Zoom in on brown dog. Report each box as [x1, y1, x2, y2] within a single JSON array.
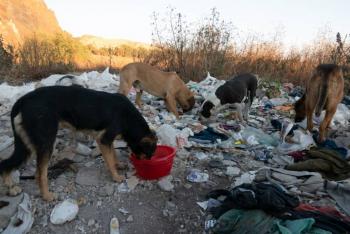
[[118, 63, 195, 119], [294, 64, 344, 142]]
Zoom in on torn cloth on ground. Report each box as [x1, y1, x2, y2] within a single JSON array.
[[213, 209, 330, 234], [295, 203, 350, 222], [285, 149, 350, 181], [281, 209, 350, 234]]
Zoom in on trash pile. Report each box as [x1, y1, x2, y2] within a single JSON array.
[[0, 68, 350, 233]]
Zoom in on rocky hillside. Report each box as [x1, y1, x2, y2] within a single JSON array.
[[0, 0, 62, 44]]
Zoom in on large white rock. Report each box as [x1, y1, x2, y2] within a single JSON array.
[[50, 199, 79, 225]]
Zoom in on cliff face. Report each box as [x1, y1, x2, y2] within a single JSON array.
[[0, 0, 62, 44]]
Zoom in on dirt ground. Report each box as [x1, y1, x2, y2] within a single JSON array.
[[22, 148, 233, 234]]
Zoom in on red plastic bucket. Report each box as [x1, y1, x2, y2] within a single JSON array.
[[130, 145, 176, 180]]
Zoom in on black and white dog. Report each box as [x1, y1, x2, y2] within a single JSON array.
[[200, 73, 258, 121]]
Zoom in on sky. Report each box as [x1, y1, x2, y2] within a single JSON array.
[[44, 0, 349, 48]]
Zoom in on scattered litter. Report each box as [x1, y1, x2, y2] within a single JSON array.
[[110, 217, 120, 234], [118, 207, 129, 215], [187, 170, 209, 183], [2, 193, 33, 234]]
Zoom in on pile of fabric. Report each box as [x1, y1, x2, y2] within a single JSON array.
[[206, 182, 350, 234]]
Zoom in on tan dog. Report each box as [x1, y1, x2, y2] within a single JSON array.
[[294, 64, 344, 142], [118, 63, 195, 119]]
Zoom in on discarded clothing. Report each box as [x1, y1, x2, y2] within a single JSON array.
[[312, 132, 348, 158], [289, 86, 304, 98], [324, 180, 350, 216], [282, 209, 350, 234], [189, 127, 229, 144], [219, 124, 241, 132], [288, 151, 307, 162], [286, 149, 350, 180], [342, 95, 350, 105], [296, 203, 350, 222], [207, 182, 299, 218], [213, 209, 330, 234], [213, 209, 276, 234]]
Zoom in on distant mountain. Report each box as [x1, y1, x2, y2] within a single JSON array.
[[0, 0, 62, 44], [77, 35, 150, 49]]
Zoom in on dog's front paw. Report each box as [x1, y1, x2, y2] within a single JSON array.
[[43, 192, 57, 202], [8, 185, 22, 196], [113, 175, 125, 183]]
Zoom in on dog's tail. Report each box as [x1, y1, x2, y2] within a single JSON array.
[[315, 72, 328, 117], [0, 115, 30, 175]]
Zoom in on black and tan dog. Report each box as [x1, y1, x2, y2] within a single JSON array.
[[0, 86, 157, 201], [200, 73, 258, 121], [294, 64, 344, 142]]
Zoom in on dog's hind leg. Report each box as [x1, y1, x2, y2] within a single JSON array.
[[318, 107, 337, 143], [36, 152, 56, 201], [97, 139, 125, 183], [305, 106, 314, 132], [21, 108, 58, 201]]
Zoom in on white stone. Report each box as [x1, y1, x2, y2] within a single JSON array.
[[50, 199, 79, 225]]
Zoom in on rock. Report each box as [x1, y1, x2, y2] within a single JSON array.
[[157, 176, 174, 191], [183, 183, 192, 189], [84, 161, 94, 167], [39, 215, 48, 227], [88, 219, 95, 227], [225, 166, 241, 177], [91, 147, 101, 157], [163, 201, 177, 217], [126, 176, 139, 191], [75, 143, 92, 156], [50, 199, 79, 225], [58, 149, 76, 161], [75, 167, 100, 186], [222, 160, 237, 166], [126, 215, 133, 222], [98, 184, 115, 197]]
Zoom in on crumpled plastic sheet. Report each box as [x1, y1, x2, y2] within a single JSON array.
[[2, 193, 34, 234]]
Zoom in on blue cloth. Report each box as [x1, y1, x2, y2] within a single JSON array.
[[189, 127, 229, 144], [312, 132, 348, 158]]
